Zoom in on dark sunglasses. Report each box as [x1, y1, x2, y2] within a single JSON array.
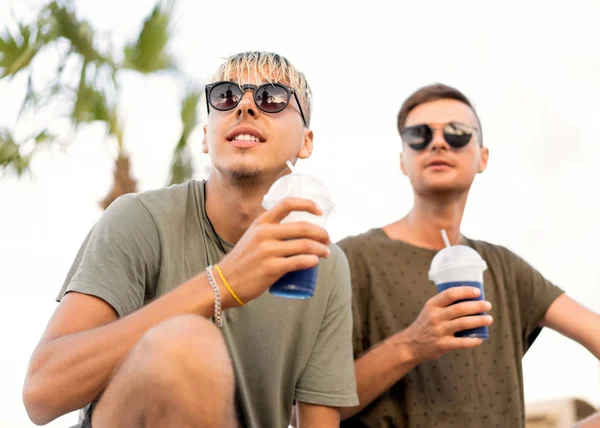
[[400, 122, 477, 151], [205, 81, 307, 126]]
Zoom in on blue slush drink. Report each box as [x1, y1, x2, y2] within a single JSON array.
[[262, 165, 334, 299], [429, 241, 489, 339], [269, 265, 320, 299]]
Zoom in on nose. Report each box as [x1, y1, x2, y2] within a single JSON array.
[[236, 90, 259, 120], [429, 127, 449, 151]]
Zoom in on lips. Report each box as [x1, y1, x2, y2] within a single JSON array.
[[226, 126, 266, 143], [426, 158, 453, 168]]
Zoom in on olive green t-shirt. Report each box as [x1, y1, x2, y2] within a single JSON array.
[[57, 180, 358, 428], [338, 228, 564, 428]]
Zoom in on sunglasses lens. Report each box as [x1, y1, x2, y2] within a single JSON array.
[[443, 123, 472, 148], [254, 84, 290, 113], [401, 125, 432, 150], [209, 82, 242, 110]]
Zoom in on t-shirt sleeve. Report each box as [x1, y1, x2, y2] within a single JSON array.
[[294, 244, 359, 408], [56, 194, 161, 317], [338, 237, 371, 359], [505, 248, 564, 351]]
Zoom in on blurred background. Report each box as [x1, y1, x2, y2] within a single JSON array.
[[1, 0, 599, 426]]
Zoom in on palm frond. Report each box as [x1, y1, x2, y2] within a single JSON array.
[[168, 89, 201, 184], [16, 73, 37, 119], [0, 128, 55, 176], [168, 136, 193, 185], [46, 2, 108, 65], [180, 89, 201, 140], [72, 81, 109, 124], [124, 2, 174, 73], [0, 129, 23, 173], [0, 23, 38, 78]]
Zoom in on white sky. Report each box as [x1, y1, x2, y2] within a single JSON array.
[[1, 0, 599, 426]]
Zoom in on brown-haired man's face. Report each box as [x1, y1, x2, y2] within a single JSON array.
[[400, 98, 489, 196], [202, 71, 312, 186]]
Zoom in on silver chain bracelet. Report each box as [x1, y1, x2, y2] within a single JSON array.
[[205, 265, 223, 327]]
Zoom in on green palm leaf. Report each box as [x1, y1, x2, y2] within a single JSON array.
[[72, 82, 109, 124], [168, 89, 201, 184], [168, 136, 193, 185], [0, 23, 38, 78], [0, 128, 55, 176], [47, 2, 104, 64], [180, 90, 201, 140], [124, 2, 174, 73], [1, 0, 199, 206]]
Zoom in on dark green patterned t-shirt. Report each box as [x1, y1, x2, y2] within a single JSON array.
[[338, 228, 563, 428]]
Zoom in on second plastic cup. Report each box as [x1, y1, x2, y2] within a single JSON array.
[[262, 166, 334, 299], [428, 243, 489, 339]]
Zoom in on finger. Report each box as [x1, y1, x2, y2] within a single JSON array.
[[441, 300, 492, 321], [275, 239, 331, 259], [260, 198, 322, 224], [446, 315, 493, 334], [270, 222, 330, 245], [438, 336, 484, 351], [274, 254, 320, 274], [429, 286, 482, 308]]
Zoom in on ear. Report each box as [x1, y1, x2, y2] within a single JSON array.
[[202, 124, 209, 154], [400, 150, 408, 176], [296, 128, 314, 159], [477, 146, 489, 173]]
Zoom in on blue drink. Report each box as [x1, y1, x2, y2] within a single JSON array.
[[269, 265, 319, 299], [436, 280, 488, 339], [262, 165, 334, 300]]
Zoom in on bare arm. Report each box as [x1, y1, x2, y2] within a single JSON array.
[[296, 402, 339, 428], [24, 197, 330, 425], [339, 331, 418, 419], [23, 275, 218, 425], [341, 286, 493, 420], [541, 293, 600, 359]]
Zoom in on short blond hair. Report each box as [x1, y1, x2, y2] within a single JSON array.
[[208, 51, 313, 126]]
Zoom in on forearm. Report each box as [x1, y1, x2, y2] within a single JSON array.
[[579, 309, 600, 359], [340, 330, 418, 420], [24, 274, 221, 424], [582, 326, 600, 360], [541, 294, 600, 360]]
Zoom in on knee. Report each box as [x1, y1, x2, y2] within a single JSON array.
[[134, 315, 233, 386]]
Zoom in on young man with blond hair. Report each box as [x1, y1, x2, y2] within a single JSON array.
[[338, 83, 600, 427], [23, 51, 358, 428]]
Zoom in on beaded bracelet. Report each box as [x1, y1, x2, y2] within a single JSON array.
[[205, 266, 223, 327]]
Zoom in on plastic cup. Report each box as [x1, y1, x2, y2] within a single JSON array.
[[262, 168, 334, 299], [429, 244, 489, 339]]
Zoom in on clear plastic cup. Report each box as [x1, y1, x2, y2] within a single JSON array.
[[262, 169, 334, 299], [429, 244, 489, 339]]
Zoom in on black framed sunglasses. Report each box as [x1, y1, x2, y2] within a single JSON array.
[[205, 81, 307, 126], [400, 122, 478, 151]]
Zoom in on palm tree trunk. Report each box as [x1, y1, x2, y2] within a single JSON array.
[[99, 154, 137, 210]]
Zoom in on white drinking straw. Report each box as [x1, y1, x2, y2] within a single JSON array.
[[286, 160, 296, 173], [441, 229, 452, 249]]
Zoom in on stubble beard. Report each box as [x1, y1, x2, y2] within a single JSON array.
[[223, 165, 265, 189]]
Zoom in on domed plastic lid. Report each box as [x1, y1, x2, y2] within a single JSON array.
[[262, 171, 334, 213], [428, 245, 487, 280]]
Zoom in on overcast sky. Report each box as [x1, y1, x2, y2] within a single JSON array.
[[1, 0, 599, 426]]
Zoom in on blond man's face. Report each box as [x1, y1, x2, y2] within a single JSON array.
[[202, 71, 313, 185]]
